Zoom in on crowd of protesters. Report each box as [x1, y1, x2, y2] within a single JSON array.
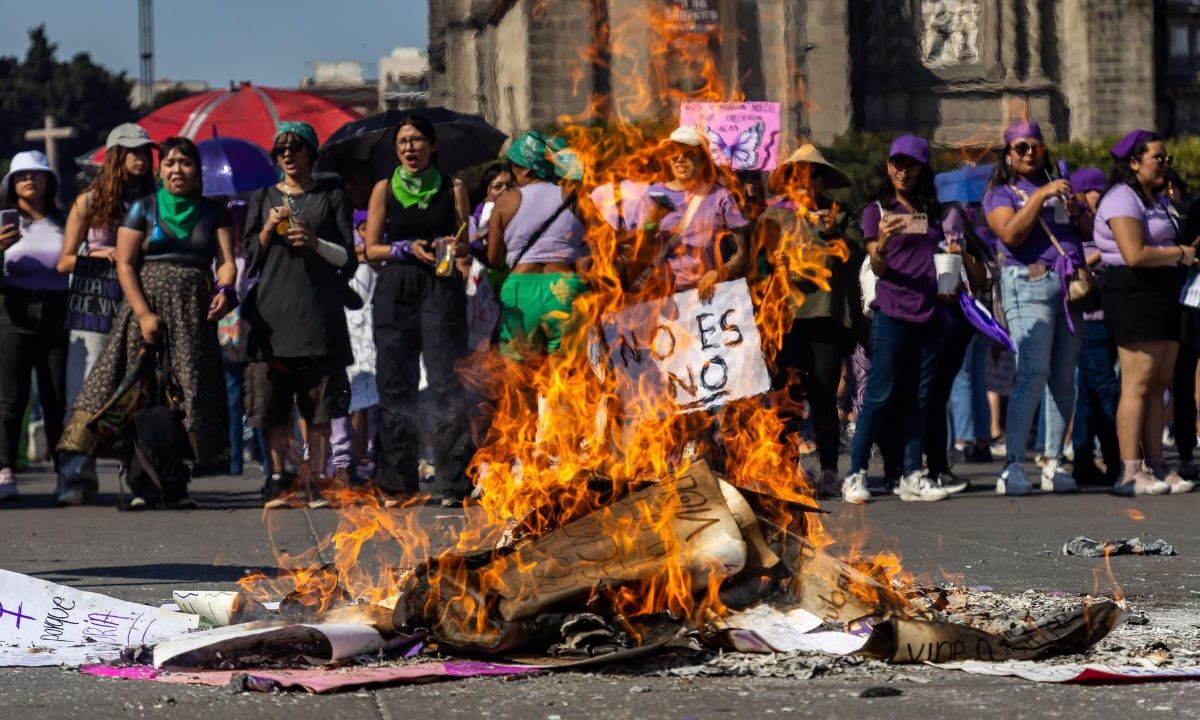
[[2, 114, 1198, 509]]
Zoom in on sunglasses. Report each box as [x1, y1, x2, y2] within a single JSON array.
[[1010, 141, 1045, 157], [1147, 153, 1173, 166], [272, 141, 305, 157]]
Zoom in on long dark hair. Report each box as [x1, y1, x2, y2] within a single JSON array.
[[3, 169, 62, 222], [875, 161, 940, 218], [158, 136, 204, 197], [471, 163, 510, 209], [395, 114, 439, 171], [1108, 132, 1164, 207], [86, 145, 156, 230]]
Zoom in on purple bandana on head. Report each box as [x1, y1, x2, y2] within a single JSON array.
[[1110, 129, 1157, 160], [1070, 168, 1106, 194], [1003, 121, 1043, 146]]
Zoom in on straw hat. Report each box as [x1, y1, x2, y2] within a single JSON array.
[[780, 143, 850, 189]]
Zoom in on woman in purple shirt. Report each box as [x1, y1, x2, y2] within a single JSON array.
[[842, 135, 948, 505], [0, 150, 68, 500], [984, 121, 1085, 497], [1095, 130, 1196, 496]]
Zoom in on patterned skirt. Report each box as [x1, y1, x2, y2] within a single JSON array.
[[58, 261, 230, 472]]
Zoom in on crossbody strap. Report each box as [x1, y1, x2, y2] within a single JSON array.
[[509, 189, 578, 270], [1008, 184, 1071, 260]]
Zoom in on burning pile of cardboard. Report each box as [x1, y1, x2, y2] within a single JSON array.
[[0, 460, 1140, 693]]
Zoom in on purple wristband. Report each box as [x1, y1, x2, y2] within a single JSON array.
[[214, 283, 239, 307], [389, 240, 412, 262], [469, 239, 487, 260]]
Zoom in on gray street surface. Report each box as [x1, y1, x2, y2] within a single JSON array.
[[2, 459, 1199, 719]]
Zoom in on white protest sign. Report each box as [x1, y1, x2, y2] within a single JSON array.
[[938, 660, 1200, 683], [0, 568, 199, 666], [601, 279, 770, 416]]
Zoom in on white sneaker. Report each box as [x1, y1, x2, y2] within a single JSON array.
[[997, 462, 1033, 496], [898, 471, 948, 502], [0, 467, 17, 502], [1040, 459, 1079, 493], [842, 471, 871, 504]]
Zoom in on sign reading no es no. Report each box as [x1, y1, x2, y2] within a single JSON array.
[[601, 279, 771, 416]]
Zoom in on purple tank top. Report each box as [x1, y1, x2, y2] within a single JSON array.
[[503, 182, 585, 267]]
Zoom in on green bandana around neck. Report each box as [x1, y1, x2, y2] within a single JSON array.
[[156, 186, 201, 239], [391, 165, 442, 209]]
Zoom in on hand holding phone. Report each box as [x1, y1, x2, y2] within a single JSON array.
[[0, 209, 20, 249], [648, 191, 677, 212]]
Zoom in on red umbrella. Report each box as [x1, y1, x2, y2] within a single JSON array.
[[81, 83, 363, 166]]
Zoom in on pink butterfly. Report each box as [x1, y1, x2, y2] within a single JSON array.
[[705, 121, 765, 170]]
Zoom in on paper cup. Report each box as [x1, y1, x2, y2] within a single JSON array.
[[934, 253, 963, 295]]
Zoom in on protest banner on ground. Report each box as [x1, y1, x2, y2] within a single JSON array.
[[0, 569, 199, 666], [66, 255, 122, 334], [680, 102, 782, 171], [600, 278, 770, 417]]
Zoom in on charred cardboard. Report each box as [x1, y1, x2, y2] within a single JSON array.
[[859, 600, 1125, 663]]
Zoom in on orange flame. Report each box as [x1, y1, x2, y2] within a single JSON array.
[[241, 0, 908, 636]]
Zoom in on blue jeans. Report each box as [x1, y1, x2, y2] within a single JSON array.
[[999, 266, 1082, 465], [948, 334, 992, 443], [850, 311, 942, 475], [224, 362, 244, 475], [1073, 319, 1120, 466]]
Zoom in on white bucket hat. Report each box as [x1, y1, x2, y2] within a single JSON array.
[[0, 150, 58, 199]]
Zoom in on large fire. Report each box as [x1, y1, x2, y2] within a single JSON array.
[[238, 0, 909, 647]]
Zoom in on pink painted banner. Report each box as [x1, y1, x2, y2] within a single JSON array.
[[679, 102, 782, 171], [82, 660, 544, 694]]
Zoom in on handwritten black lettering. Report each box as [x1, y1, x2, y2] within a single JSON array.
[[696, 313, 718, 350], [617, 332, 643, 368], [667, 368, 698, 399], [719, 309, 744, 347], [700, 357, 728, 392], [650, 324, 676, 360], [39, 596, 80, 643]]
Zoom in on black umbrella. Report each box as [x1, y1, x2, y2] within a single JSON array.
[[316, 107, 507, 180]]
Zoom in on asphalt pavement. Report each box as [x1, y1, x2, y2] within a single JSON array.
[[3, 457, 1200, 719]]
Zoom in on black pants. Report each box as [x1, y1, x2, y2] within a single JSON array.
[[775, 318, 851, 471], [925, 309, 976, 476], [372, 263, 472, 498], [1174, 308, 1200, 462], [0, 289, 68, 471]]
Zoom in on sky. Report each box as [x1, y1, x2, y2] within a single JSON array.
[[0, 0, 429, 87]]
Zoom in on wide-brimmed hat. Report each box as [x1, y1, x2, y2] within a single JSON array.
[[780, 143, 851, 189], [106, 123, 155, 150], [0, 150, 58, 199]]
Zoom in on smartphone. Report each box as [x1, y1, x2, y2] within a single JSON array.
[[648, 191, 677, 212], [905, 213, 929, 235], [0, 209, 19, 230]]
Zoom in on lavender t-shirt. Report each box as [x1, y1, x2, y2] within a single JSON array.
[[1093, 184, 1178, 267], [982, 177, 1083, 266], [2, 216, 67, 291], [637, 183, 748, 288], [861, 200, 942, 324]]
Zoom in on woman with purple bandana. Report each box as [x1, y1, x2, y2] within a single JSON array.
[[983, 121, 1085, 496], [1095, 130, 1196, 496], [842, 135, 948, 504]]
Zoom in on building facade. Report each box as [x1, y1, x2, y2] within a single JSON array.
[[429, 0, 1199, 146]]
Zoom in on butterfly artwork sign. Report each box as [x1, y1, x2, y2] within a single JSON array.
[[680, 101, 782, 172]]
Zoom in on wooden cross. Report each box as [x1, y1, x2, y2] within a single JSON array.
[[24, 115, 78, 170]]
